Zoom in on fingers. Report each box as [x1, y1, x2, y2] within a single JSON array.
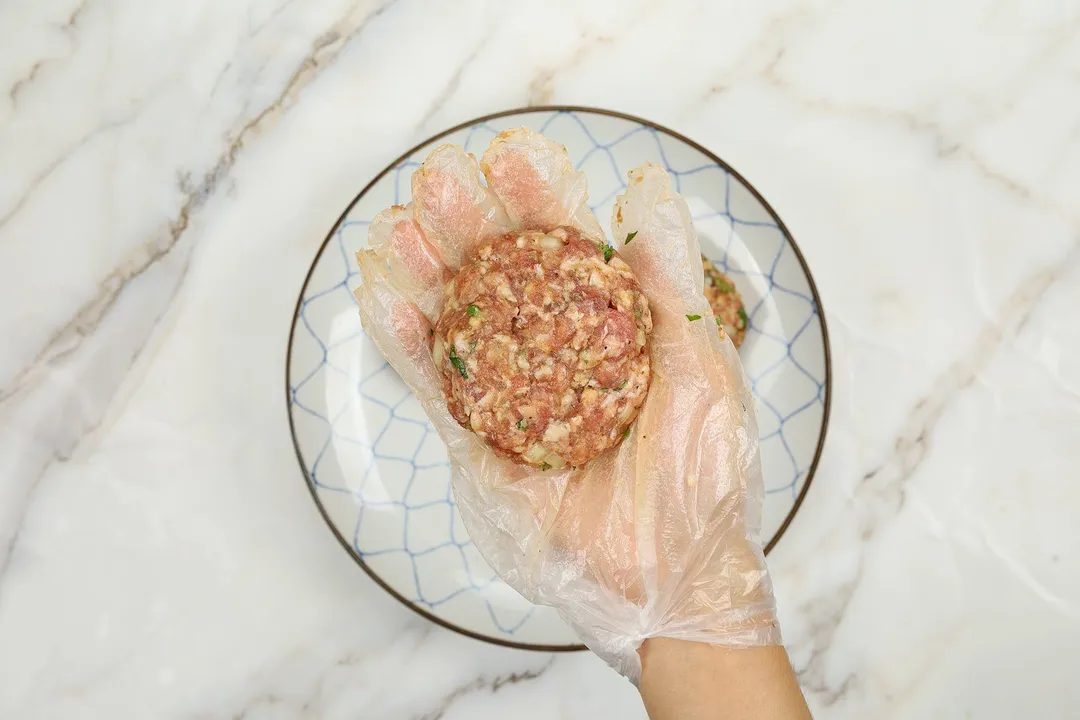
[[411, 144, 512, 268], [355, 250, 518, 483], [612, 163, 709, 319], [353, 249, 445, 405], [480, 127, 604, 239], [367, 204, 452, 322], [612, 164, 739, 382]]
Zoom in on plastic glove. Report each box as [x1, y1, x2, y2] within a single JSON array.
[[354, 129, 779, 682]]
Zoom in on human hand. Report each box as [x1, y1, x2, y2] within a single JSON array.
[[354, 130, 778, 682]]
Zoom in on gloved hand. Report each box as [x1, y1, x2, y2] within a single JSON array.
[[354, 129, 779, 683]]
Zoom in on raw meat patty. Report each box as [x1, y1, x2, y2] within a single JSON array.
[[434, 227, 652, 469]]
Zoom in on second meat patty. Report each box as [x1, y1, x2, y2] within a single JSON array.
[[702, 255, 748, 349]]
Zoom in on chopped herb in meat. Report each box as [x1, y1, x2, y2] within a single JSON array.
[[437, 229, 652, 468], [737, 307, 749, 329], [603, 244, 614, 262], [715, 277, 734, 293], [624, 231, 637, 245], [623, 426, 632, 441], [448, 346, 468, 378], [686, 314, 702, 321], [539, 461, 552, 471], [600, 379, 628, 393]]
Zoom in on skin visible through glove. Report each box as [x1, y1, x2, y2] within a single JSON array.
[[433, 227, 653, 470]]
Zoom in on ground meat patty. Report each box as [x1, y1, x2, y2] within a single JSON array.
[[702, 255, 748, 348], [433, 227, 653, 470]]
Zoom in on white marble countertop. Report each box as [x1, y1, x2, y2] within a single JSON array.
[[2, 0, 1079, 717]]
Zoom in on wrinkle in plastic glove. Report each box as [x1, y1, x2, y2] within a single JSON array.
[[354, 128, 780, 682]]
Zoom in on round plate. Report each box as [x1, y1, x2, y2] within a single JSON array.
[[287, 107, 831, 651]]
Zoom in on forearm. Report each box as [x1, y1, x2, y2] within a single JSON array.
[[639, 638, 812, 720]]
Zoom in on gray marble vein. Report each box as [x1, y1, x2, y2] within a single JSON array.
[[1, 1, 1079, 718], [0, 0, 402, 597], [413, 657, 557, 720], [793, 238, 1080, 707]]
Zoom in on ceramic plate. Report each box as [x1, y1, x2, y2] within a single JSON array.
[[287, 107, 831, 651]]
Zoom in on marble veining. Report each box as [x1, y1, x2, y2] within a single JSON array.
[[1, 0, 1079, 717]]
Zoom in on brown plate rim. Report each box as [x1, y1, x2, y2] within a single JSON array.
[[285, 105, 832, 653]]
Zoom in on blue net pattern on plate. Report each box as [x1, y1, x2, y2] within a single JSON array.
[[289, 111, 826, 638]]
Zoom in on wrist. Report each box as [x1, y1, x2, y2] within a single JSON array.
[[639, 639, 812, 720]]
